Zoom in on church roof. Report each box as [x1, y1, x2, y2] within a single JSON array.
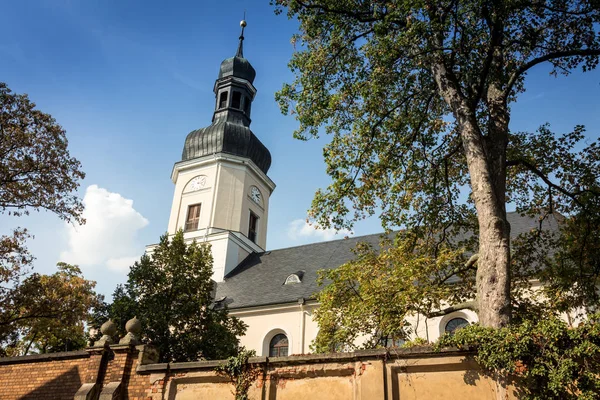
[[215, 212, 561, 310]]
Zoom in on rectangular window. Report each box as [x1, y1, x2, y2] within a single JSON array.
[[248, 211, 258, 243], [244, 96, 250, 114], [219, 91, 228, 108], [185, 204, 201, 232], [232, 91, 241, 109]]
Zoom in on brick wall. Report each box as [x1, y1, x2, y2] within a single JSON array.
[[0, 351, 89, 400]]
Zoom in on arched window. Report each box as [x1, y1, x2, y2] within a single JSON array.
[[269, 334, 289, 357], [244, 96, 251, 114], [219, 91, 228, 108], [444, 317, 469, 334]]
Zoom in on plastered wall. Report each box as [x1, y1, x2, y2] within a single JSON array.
[[0, 345, 519, 400]]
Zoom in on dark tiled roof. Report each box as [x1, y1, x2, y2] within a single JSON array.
[[215, 212, 561, 309]]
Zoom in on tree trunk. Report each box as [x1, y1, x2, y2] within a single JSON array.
[[458, 113, 511, 328], [431, 58, 512, 328]]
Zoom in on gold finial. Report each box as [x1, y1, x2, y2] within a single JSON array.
[[237, 14, 247, 58]]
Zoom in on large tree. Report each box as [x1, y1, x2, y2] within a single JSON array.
[[108, 231, 246, 363], [0, 263, 102, 356], [0, 82, 88, 354], [274, 1, 600, 328]]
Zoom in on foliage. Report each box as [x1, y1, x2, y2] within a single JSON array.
[[216, 347, 261, 400], [0, 263, 102, 356], [108, 230, 246, 363], [309, 125, 600, 349], [399, 337, 428, 348], [0, 82, 88, 356], [273, 0, 600, 327], [0, 82, 85, 223], [437, 314, 600, 400], [312, 234, 473, 352]]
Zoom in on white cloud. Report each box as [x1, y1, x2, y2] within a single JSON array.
[[287, 219, 353, 242], [60, 185, 149, 272], [106, 256, 141, 273]]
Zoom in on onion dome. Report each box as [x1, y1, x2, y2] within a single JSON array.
[[218, 56, 256, 84]]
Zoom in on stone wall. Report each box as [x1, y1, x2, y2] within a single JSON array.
[[0, 345, 517, 399]]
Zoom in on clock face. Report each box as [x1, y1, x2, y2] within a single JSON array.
[[250, 187, 261, 203], [188, 176, 207, 192]]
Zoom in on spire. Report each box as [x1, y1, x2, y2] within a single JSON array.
[[236, 19, 247, 58]]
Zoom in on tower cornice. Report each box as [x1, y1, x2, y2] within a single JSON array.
[[171, 152, 276, 193]]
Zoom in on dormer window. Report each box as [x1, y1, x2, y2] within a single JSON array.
[[232, 91, 241, 109], [284, 271, 304, 285], [219, 91, 228, 108]]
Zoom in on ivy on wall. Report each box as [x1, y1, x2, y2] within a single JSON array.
[[437, 314, 600, 400], [216, 347, 262, 400]]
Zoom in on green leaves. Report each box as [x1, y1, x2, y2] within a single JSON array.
[[0, 262, 102, 356], [437, 315, 600, 399], [108, 230, 246, 363], [0, 82, 85, 223], [276, 0, 600, 329], [216, 347, 260, 400], [275, 0, 600, 234], [312, 234, 472, 352], [0, 82, 89, 355]]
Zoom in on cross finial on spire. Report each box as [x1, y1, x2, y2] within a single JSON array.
[[237, 15, 247, 58]]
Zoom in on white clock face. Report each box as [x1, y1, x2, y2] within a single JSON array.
[[250, 187, 261, 203], [188, 176, 207, 192]]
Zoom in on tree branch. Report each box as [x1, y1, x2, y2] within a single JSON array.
[[504, 49, 600, 99], [507, 158, 600, 207], [294, 1, 386, 23], [439, 253, 479, 284], [426, 300, 478, 318]]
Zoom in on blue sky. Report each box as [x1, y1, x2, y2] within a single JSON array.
[[1, 0, 599, 297]]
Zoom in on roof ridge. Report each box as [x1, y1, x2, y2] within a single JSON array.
[[265, 210, 527, 253], [266, 231, 387, 253]]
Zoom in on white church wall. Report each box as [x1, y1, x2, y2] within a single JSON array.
[[167, 164, 217, 234], [240, 169, 270, 248], [213, 161, 270, 249], [231, 302, 320, 356], [213, 164, 245, 232], [231, 303, 477, 356]]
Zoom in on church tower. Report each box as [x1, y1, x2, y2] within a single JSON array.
[[164, 20, 275, 282]]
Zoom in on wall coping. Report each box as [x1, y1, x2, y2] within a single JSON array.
[[136, 347, 472, 373], [0, 350, 89, 365]]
